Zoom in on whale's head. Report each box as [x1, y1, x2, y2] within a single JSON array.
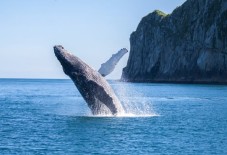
[[54, 45, 86, 76]]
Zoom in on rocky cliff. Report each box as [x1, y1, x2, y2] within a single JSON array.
[[122, 0, 227, 83]]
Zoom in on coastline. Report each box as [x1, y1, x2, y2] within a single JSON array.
[[119, 79, 227, 85], [1, 78, 227, 85]]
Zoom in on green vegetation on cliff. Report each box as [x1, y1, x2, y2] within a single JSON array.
[[122, 0, 227, 84]]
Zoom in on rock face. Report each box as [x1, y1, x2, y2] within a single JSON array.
[[98, 48, 128, 77], [122, 0, 227, 83], [54, 45, 125, 115]]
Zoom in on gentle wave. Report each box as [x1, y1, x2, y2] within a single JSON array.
[[79, 112, 160, 118]]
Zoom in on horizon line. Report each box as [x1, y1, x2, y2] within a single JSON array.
[[0, 77, 120, 80]]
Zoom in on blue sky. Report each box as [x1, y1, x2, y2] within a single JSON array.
[[0, 0, 186, 79]]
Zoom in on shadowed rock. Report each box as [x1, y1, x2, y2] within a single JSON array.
[[122, 0, 227, 84], [54, 45, 125, 115], [98, 48, 128, 77]]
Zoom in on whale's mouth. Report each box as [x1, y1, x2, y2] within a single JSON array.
[[54, 45, 67, 61], [54, 45, 78, 75], [54, 45, 64, 50]]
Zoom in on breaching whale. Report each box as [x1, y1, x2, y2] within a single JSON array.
[[54, 45, 125, 115]]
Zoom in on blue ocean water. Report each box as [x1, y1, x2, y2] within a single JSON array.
[[0, 79, 227, 155]]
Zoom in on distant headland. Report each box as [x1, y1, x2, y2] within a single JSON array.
[[122, 0, 227, 84]]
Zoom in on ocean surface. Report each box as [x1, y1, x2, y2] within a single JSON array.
[[0, 79, 226, 155]]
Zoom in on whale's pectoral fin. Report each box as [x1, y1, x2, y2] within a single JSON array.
[[98, 48, 128, 77]]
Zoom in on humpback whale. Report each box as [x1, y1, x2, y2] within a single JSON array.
[[54, 45, 125, 115]]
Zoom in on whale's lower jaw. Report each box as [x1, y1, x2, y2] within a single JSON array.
[[54, 45, 125, 115]]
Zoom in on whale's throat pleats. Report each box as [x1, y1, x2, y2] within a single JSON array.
[[90, 97, 112, 115]]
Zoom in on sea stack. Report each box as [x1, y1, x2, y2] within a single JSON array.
[[122, 0, 227, 84]]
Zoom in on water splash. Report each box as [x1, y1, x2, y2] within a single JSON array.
[[112, 82, 159, 117], [53, 82, 159, 117], [118, 97, 159, 117], [84, 114, 158, 118]]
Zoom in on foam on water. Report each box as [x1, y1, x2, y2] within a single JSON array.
[[1, 79, 227, 154], [53, 97, 159, 117], [85, 98, 158, 117], [110, 82, 158, 117], [51, 81, 159, 117], [116, 112, 159, 117], [84, 113, 159, 118]]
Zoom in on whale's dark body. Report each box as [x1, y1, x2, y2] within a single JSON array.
[[54, 45, 125, 115]]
